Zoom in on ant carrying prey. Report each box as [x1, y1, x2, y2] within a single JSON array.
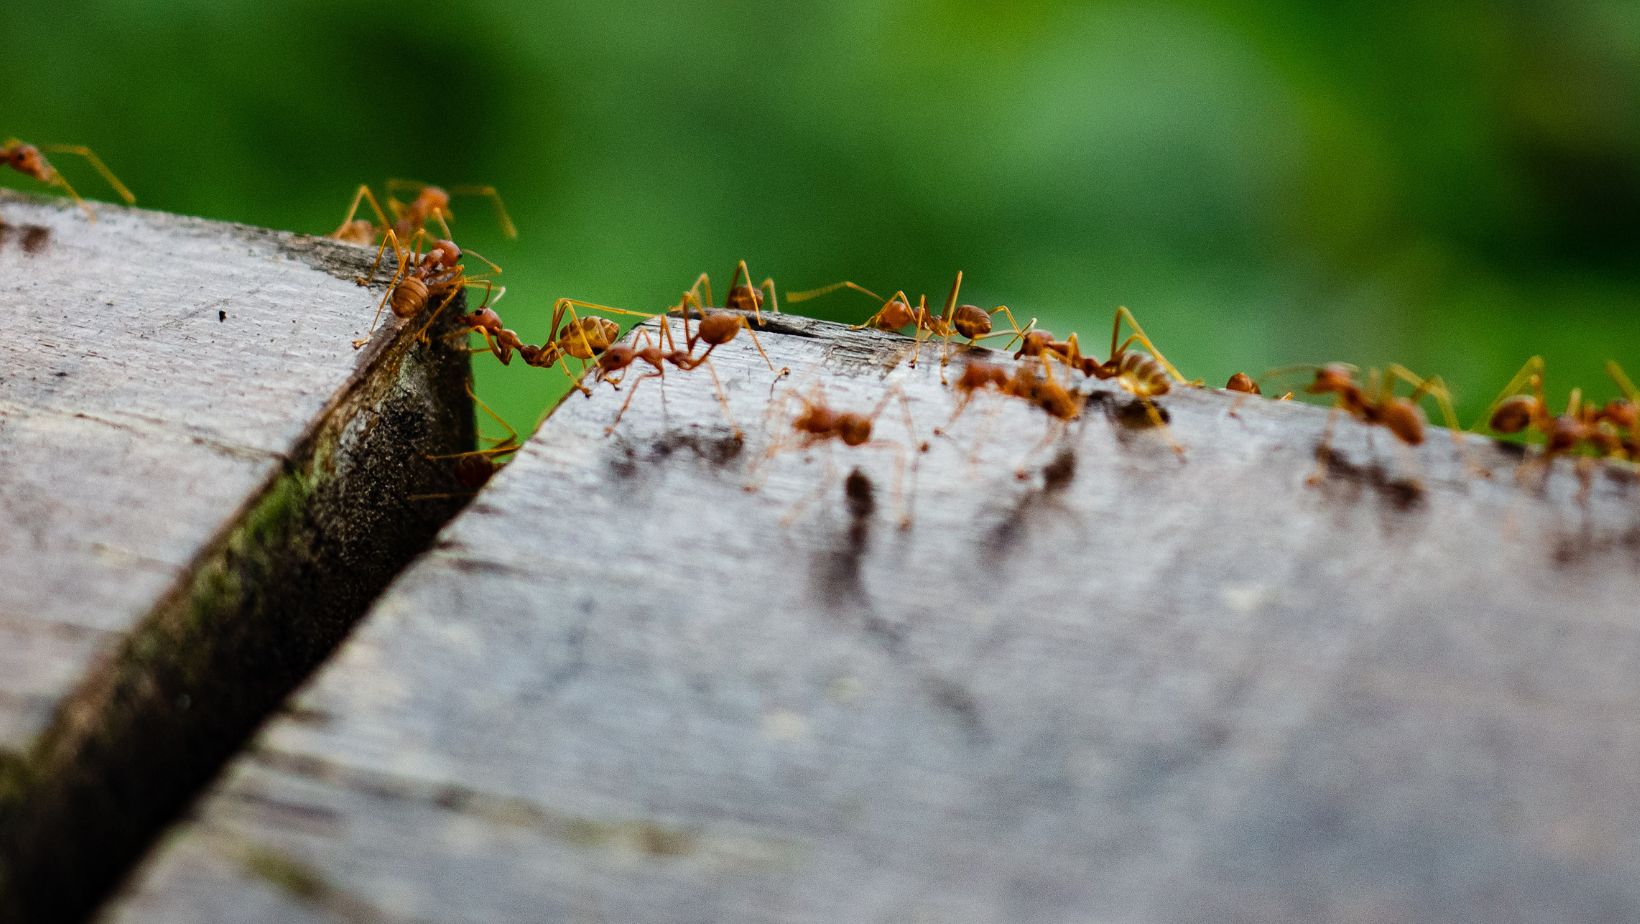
[[2, 138, 135, 221]]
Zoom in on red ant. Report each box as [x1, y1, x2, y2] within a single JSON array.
[[591, 314, 745, 437], [352, 230, 503, 348], [788, 271, 1027, 376], [946, 357, 1082, 427], [1481, 357, 1638, 487], [939, 355, 1085, 474], [333, 180, 516, 246], [466, 298, 655, 396], [2, 138, 135, 221], [454, 304, 524, 365], [1013, 307, 1189, 456], [411, 384, 521, 501], [1223, 371, 1294, 418], [1292, 362, 1466, 485], [670, 268, 786, 378], [675, 260, 780, 325], [756, 383, 920, 528]]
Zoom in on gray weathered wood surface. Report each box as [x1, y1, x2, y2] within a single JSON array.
[[111, 312, 1640, 923], [0, 191, 474, 923]]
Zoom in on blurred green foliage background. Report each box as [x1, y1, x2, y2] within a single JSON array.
[[4, 0, 1638, 433]]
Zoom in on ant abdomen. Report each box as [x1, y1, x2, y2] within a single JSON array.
[[725, 284, 763, 313], [1118, 352, 1170, 396], [697, 313, 744, 346], [390, 277, 431, 318], [1381, 398, 1426, 445], [1489, 396, 1536, 434], [950, 304, 992, 340]]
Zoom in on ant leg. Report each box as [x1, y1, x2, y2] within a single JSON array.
[[935, 271, 964, 370], [429, 382, 521, 459], [728, 260, 762, 324], [450, 184, 518, 239], [758, 277, 781, 315], [556, 298, 658, 321], [334, 184, 391, 239], [787, 280, 886, 308], [680, 273, 713, 317], [46, 171, 95, 221], [745, 390, 801, 492], [1307, 407, 1342, 486], [1475, 356, 1545, 431], [696, 356, 742, 438], [728, 315, 784, 375], [412, 278, 489, 343], [353, 231, 417, 348], [1134, 393, 1186, 460], [1111, 306, 1193, 385], [986, 304, 1030, 340], [884, 389, 921, 527], [781, 447, 838, 528], [1608, 360, 1640, 402], [358, 227, 412, 286], [39, 144, 136, 205], [459, 247, 505, 278], [561, 361, 594, 398], [605, 371, 664, 435], [995, 315, 1040, 352]]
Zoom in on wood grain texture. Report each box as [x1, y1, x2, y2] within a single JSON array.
[[0, 191, 475, 924], [110, 311, 1640, 924]]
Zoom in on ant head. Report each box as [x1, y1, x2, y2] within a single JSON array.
[[838, 414, 873, 446], [1014, 329, 1054, 358], [420, 186, 451, 212], [428, 239, 462, 268], [725, 284, 763, 313], [1226, 372, 1260, 395], [951, 304, 991, 340], [1489, 395, 1536, 434], [1307, 363, 1356, 395], [1381, 398, 1426, 445], [698, 312, 742, 346], [596, 344, 636, 376], [467, 306, 503, 330], [4, 143, 50, 181]]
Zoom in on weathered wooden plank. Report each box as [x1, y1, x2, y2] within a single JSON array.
[[109, 311, 1640, 923], [0, 192, 476, 924]]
